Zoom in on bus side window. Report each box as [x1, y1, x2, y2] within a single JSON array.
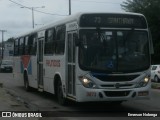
[[32, 34, 37, 55], [55, 25, 66, 55], [28, 34, 37, 55], [44, 28, 55, 55], [19, 37, 25, 55], [24, 36, 29, 55], [14, 39, 19, 56]]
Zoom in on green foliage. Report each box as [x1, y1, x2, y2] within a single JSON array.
[[121, 0, 160, 64], [7, 38, 14, 42]]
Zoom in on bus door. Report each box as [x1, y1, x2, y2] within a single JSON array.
[[37, 30, 45, 92], [67, 31, 77, 96]]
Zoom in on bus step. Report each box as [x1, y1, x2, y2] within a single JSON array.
[[38, 88, 43, 92], [38, 85, 44, 92]]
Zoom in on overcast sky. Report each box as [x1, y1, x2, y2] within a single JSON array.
[[0, 0, 125, 41]]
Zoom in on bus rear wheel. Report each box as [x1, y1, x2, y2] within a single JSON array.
[[24, 73, 31, 91], [57, 80, 67, 105]]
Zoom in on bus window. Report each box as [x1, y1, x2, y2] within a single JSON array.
[[28, 34, 37, 55], [55, 25, 66, 55], [32, 35, 37, 55], [19, 37, 24, 55], [14, 39, 19, 56], [44, 28, 55, 55], [24, 36, 29, 55]]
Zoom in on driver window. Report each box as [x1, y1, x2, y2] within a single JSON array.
[[82, 34, 87, 48]]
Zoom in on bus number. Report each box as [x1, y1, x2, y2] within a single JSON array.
[[94, 17, 101, 24]]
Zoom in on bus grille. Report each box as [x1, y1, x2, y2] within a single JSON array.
[[101, 84, 133, 88], [104, 91, 130, 97], [93, 75, 139, 82]]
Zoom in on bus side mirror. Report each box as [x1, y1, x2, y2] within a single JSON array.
[[149, 29, 154, 54]]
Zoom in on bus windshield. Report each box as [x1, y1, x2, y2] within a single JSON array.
[[79, 29, 150, 73]]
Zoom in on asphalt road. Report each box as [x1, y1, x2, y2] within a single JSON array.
[[0, 73, 160, 120]]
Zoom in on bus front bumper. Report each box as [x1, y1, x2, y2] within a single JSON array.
[[76, 84, 150, 102]]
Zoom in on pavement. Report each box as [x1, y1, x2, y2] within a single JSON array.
[[0, 85, 26, 111], [0, 83, 39, 120], [0, 81, 160, 120]]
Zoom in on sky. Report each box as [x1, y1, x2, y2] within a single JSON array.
[[0, 0, 126, 41]]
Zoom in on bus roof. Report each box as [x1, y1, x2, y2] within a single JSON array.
[[14, 12, 146, 38]]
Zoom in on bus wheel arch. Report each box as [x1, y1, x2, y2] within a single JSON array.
[[54, 74, 67, 105], [23, 70, 31, 91]]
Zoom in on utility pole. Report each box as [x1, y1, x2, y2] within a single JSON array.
[[69, 0, 71, 15], [21, 6, 45, 29], [0, 30, 7, 59], [32, 7, 34, 29]]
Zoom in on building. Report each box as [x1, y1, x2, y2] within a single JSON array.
[[3, 42, 14, 60]]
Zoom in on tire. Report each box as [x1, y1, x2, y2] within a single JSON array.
[[24, 73, 31, 91], [57, 80, 67, 105], [154, 76, 159, 83]]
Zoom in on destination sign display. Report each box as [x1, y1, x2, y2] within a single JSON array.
[[80, 14, 147, 28]]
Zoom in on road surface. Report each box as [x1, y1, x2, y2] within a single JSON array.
[[0, 73, 160, 120]]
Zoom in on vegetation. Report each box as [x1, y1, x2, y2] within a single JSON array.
[[121, 0, 160, 64], [7, 38, 14, 43]]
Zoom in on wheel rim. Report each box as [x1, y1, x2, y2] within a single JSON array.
[[155, 76, 158, 82]]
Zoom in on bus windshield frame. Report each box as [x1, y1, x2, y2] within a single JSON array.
[[78, 29, 150, 73], [79, 13, 147, 29]]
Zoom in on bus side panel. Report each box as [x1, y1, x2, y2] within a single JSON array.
[[43, 56, 54, 93], [43, 55, 66, 94], [27, 56, 38, 89]]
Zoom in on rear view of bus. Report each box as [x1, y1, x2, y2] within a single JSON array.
[[75, 13, 151, 103]]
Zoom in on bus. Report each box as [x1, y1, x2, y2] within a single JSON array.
[[13, 12, 152, 105]]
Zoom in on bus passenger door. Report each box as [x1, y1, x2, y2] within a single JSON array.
[[37, 31, 45, 92], [67, 32, 77, 96]]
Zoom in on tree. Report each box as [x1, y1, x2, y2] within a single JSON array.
[[7, 38, 14, 43], [121, 0, 160, 64]]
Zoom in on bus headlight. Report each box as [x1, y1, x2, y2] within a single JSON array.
[[135, 76, 150, 88], [79, 76, 97, 89]]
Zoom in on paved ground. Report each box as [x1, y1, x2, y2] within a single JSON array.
[[0, 79, 160, 120], [0, 83, 39, 120]]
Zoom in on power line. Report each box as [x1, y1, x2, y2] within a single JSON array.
[[8, 0, 68, 16], [74, 0, 121, 4], [34, 9, 68, 16]]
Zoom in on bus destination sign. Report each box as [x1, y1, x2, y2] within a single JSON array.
[[107, 17, 134, 25], [80, 14, 147, 28]]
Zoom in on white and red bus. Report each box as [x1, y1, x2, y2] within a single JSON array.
[[13, 12, 152, 105]]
